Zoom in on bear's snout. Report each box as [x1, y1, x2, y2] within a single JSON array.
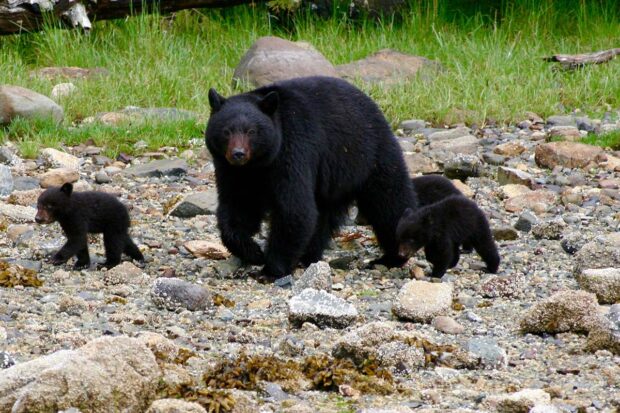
[[226, 133, 252, 166]]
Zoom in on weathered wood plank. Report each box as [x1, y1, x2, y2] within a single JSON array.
[[544, 48, 620, 69]]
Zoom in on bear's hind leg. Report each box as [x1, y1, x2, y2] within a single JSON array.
[[124, 234, 145, 262], [73, 246, 91, 270], [472, 232, 500, 273], [102, 232, 124, 269]]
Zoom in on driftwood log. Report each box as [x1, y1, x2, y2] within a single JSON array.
[[544, 48, 620, 69], [0, 0, 261, 35]]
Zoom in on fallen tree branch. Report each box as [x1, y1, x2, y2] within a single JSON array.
[[0, 0, 262, 35], [544, 48, 620, 69]]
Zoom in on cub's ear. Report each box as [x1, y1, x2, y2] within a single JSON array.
[[60, 183, 73, 196], [258, 91, 279, 116], [208, 88, 226, 112]]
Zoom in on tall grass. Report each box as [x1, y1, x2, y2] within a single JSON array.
[[0, 1, 619, 156]]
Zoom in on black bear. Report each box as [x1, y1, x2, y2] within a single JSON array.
[[411, 175, 463, 206], [396, 195, 500, 278], [35, 183, 144, 269], [205, 76, 417, 280]]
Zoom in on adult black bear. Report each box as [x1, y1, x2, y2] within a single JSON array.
[[396, 195, 500, 278], [35, 183, 144, 269], [205, 76, 417, 280]]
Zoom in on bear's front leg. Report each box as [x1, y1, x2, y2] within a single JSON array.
[[51, 235, 88, 266], [217, 203, 265, 265], [263, 188, 318, 280]]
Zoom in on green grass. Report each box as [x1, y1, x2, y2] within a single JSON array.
[[1, 0, 619, 157], [582, 130, 620, 150]]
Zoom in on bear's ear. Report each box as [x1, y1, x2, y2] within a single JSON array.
[[402, 207, 414, 218], [60, 183, 73, 196], [208, 88, 226, 112], [258, 91, 279, 116]]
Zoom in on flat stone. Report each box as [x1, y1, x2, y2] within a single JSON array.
[[531, 218, 566, 240], [41, 148, 80, 170], [292, 261, 332, 295], [494, 141, 527, 156], [392, 280, 453, 323], [0, 202, 36, 222], [288, 288, 358, 329], [400, 119, 425, 132], [497, 167, 534, 187], [577, 268, 620, 304], [492, 226, 518, 241], [124, 159, 188, 178], [102, 262, 144, 286], [233, 36, 338, 87], [486, 388, 551, 413], [464, 337, 508, 370], [403, 152, 440, 175], [146, 399, 207, 413], [504, 190, 557, 214], [535, 142, 605, 169], [337, 49, 440, 85], [427, 126, 471, 142], [431, 316, 464, 334], [13, 176, 39, 191], [151, 277, 211, 312], [429, 135, 479, 154], [39, 168, 79, 188], [499, 184, 532, 199], [184, 240, 230, 259], [520, 290, 602, 335], [0, 85, 63, 125], [170, 190, 218, 218]]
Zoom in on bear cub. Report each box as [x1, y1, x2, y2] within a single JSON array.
[[35, 183, 144, 269], [205, 76, 417, 280], [411, 175, 463, 207], [396, 195, 500, 278]]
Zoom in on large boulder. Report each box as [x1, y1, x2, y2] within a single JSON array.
[[0, 85, 63, 125], [0, 335, 161, 413], [233, 36, 338, 87], [534, 141, 605, 169]]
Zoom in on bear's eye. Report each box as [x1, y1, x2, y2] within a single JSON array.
[[223, 129, 232, 137], [247, 129, 256, 136]]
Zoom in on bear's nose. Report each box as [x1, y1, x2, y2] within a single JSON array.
[[35, 216, 43, 224], [231, 148, 247, 161]]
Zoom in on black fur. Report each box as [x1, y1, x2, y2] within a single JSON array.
[[35, 183, 144, 269], [411, 175, 463, 206], [205, 76, 418, 280], [396, 195, 500, 278]]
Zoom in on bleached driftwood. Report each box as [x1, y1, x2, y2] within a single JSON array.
[[544, 48, 620, 69]]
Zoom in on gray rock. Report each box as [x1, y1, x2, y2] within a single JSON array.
[[151, 277, 211, 312], [124, 159, 188, 178], [8, 259, 41, 272], [586, 304, 620, 354], [573, 233, 620, 275], [0, 147, 15, 164], [262, 382, 290, 402], [337, 49, 440, 85], [0, 352, 15, 369], [12, 176, 39, 191], [514, 211, 538, 232], [233, 36, 338, 87], [288, 288, 358, 329], [497, 167, 534, 187], [432, 316, 464, 334], [482, 152, 506, 166], [0, 165, 13, 196], [546, 115, 576, 127], [464, 337, 508, 370], [170, 190, 218, 218], [429, 135, 479, 155], [0, 335, 161, 413], [146, 399, 207, 413], [443, 154, 481, 180], [50, 82, 77, 100], [292, 261, 332, 295], [427, 126, 471, 142], [561, 231, 587, 254], [492, 226, 518, 241], [0, 85, 63, 125], [532, 218, 566, 240], [576, 268, 620, 304], [392, 280, 453, 323], [94, 170, 111, 184], [403, 152, 440, 175], [400, 119, 425, 132]]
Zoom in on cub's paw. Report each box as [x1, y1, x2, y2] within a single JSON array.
[[49, 255, 67, 266], [73, 261, 91, 271]]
